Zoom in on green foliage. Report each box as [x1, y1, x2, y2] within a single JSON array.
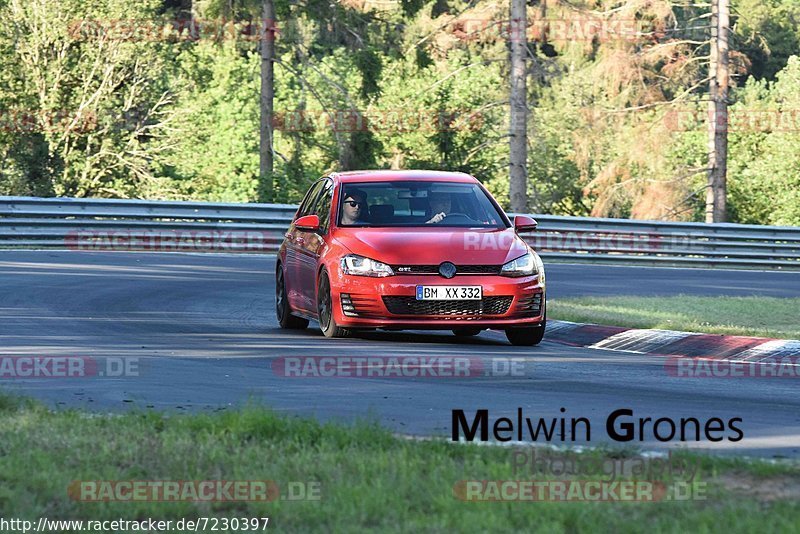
[[164, 41, 261, 202], [354, 49, 383, 100], [4, 392, 800, 531], [0, 0, 178, 197], [670, 56, 800, 225], [727, 56, 800, 225], [400, 0, 427, 19], [551, 295, 800, 339], [733, 0, 800, 80], [0, 0, 797, 225]]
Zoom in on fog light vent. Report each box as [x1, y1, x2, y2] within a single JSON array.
[[531, 293, 543, 316], [341, 293, 358, 317]]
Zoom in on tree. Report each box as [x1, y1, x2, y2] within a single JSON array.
[[508, 0, 527, 213], [706, 0, 730, 222], [0, 0, 178, 197], [259, 0, 276, 202]]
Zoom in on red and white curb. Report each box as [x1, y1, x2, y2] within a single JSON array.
[[542, 320, 800, 375]]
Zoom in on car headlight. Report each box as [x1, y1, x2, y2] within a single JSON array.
[[500, 251, 544, 279], [340, 254, 395, 277]]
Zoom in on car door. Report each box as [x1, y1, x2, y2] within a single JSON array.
[[296, 178, 334, 313], [285, 180, 325, 312]]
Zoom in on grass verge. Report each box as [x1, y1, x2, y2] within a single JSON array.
[[549, 295, 800, 339], [2, 393, 800, 532]]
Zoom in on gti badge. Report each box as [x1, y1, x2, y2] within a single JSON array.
[[438, 262, 457, 279]]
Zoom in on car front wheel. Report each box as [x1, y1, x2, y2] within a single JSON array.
[[505, 322, 546, 346], [317, 269, 350, 338]]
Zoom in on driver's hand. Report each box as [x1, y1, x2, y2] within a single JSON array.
[[426, 212, 446, 224]]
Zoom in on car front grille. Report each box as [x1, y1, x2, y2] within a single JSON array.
[[382, 296, 513, 316], [391, 264, 502, 275]]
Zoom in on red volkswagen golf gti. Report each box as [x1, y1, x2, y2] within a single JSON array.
[[276, 170, 546, 346]]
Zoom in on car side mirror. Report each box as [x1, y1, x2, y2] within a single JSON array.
[[295, 214, 320, 232], [514, 215, 538, 232]]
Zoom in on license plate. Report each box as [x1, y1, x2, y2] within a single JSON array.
[[415, 286, 482, 301]]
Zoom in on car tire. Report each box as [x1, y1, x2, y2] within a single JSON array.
[[506, 302, 547, 347], [452, 327, 482, 337], [505, 323, 546, 346], [276, 264, 309, 330], [506, 302, 546, 346], [317, 269, 351, 338]]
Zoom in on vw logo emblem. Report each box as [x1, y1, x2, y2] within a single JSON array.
[[438, 262, 457, 279]]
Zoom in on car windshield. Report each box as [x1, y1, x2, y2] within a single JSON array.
[[337, 181, 508, 228]]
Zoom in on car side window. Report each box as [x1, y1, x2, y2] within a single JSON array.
[[313, 180, 334, 233], [296, 180, 325, 220]]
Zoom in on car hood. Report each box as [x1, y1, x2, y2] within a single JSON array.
[[332, 227, 530, 266]]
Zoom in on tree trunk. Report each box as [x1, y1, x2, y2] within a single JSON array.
[[259, 0, 275, 203], [509, 0, 528, 213], [706, 0, 729, 223]]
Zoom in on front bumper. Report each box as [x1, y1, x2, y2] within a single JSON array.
[[331, 272, 545, 329]]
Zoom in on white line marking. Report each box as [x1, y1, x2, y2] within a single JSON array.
[[590, 329, 693, 353]]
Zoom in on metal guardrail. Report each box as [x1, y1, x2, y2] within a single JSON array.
[[1, 196, 799, 269]]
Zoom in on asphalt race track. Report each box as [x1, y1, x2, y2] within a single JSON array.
[[2, 250, 800, 458]]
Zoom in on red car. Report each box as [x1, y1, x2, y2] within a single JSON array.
[[276, 170, 546, 346]]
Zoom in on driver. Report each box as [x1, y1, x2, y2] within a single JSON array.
[[340, 188, 368, 225], [425, 192, 452, 224]]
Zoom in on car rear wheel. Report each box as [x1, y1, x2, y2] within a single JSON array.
[[452, 327, 482, 337], [276, 265, 309, 330], [317, 269, 351, 338], [505, 324, 545, 346]]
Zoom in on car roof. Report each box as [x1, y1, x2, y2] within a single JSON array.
[[332, 170, 478, 184]]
